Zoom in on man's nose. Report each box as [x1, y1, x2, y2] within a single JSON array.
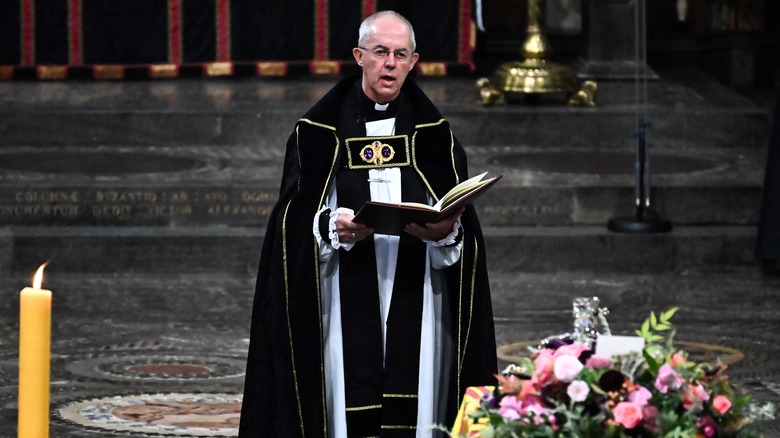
[[384, 55, 398, 68]]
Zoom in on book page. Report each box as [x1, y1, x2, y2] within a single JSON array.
[[398, 201, 435, 210], [432, 172, 488, 210]]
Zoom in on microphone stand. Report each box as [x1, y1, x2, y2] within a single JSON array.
[[607, 0, 671, 234], [607, 119, 671, 233]]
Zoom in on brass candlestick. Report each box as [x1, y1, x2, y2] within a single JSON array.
[[478, 0, 587, 105]]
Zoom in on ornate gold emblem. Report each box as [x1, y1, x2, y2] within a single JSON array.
[[359, 141, 395, 166]]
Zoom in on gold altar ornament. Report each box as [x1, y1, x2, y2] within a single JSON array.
[[477, 0, 590, 106]]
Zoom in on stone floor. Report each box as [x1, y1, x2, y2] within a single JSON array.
[[0, 69, 779, 436], [0, 270, 779, 436]]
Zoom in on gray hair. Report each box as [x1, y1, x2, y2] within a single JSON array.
[[358, 10, 416, 52]]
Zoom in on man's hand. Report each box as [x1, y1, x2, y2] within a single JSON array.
[[404, 207, 464, 242], [334, 213, 374, 244]]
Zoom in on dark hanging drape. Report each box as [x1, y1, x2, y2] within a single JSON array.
[[0, 0, 475, 80]]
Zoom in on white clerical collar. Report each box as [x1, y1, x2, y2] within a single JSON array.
[[374, 102, 390, 112]]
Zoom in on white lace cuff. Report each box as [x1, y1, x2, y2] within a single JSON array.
[[425, 217, 463, 247], [329, 207, 355, 251]]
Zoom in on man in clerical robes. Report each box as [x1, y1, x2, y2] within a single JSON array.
[[239, 11, 497, 438]]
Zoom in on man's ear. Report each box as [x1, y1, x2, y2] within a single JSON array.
[[408, 52, 420, 71], [352, 48, 364, 66]]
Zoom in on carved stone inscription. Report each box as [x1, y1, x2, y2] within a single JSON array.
[[479, 204, 563, 225], [0, 187, 277, 226]]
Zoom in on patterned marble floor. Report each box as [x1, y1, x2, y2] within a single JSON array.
[[1, 270, 778, 436]]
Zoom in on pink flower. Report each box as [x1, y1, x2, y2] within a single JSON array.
[[712, 394, 732, 415], [612, 401, 644, 429], [642, 405, 658, 425], [519, 378, 538, 400], [498, 396, 522, 420], [585, 355, 612, 369], [627, 386, 652, 407], [567, 380, 590, 402], [553, 342, 590, 359], [654, 364, 683, 393], [683, 383, 710, 411], [697, 416, 718, 437], [554, 355, 584, 382], [522, 401, 553, 425], [533, 349, 556, 386], [671, 353, 687, 367]]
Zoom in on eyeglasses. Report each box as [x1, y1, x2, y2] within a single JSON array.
[[358, 46, 411, 62]]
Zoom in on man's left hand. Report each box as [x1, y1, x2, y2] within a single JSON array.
[[404, 207, 464, 242]]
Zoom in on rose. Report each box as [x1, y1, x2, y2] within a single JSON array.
[[552, 342, 590, 360], [654, 364, 683, 393], [627, 386, 652, 407], [554, 355, 584, 382], [683, 383, 710, 411], [712, 395, 732, 415], [567, 380, 590, 402], [612, 401, 644, 429]]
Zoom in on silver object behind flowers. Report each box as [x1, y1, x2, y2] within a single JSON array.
[[537, 296, 610, 350], [572, 296, 609, 345]]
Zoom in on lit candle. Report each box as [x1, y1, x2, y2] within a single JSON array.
[[18, 263, 51, 438]]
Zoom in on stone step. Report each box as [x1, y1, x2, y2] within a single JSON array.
[[0, 145, 763, 227], [1, 225, 758, 275], [0, 179, 761, 228], [0, 77, 770, 149]]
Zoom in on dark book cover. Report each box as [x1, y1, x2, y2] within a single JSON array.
[[354, 174, 502, 235]]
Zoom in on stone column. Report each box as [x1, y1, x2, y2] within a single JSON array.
[[577, 0, 657, 79]]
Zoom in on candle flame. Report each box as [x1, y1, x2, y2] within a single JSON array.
[[33, 262, 48, 289]]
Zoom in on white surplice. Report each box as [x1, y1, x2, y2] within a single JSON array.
[[312, 113, 462, 438]]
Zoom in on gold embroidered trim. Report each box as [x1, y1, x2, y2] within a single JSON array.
[[414, 118, 446, 129], [448, 129, 459, 185], [299, 118, 336, 131], [282, 201, 306, 437], [410, 131, 437, 203], [381, 425, 417, 430], [313, 130, 340, 437], [456, 235, 465, 404], [345, 404, 382, 411], [346, 135, 409, 169], [460, 236, 478, 371]]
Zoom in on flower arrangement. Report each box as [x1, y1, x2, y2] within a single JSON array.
[[464, 308, 775, 437]]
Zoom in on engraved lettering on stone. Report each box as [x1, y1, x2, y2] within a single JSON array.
[[481, 205, 559, 216]]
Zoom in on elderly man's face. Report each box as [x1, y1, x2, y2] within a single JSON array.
[[353, 15, 419, 104]]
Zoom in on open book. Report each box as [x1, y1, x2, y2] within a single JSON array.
[[353, 172, 502, 235]]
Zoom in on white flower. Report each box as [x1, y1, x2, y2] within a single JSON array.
[[567, 380, 590, 402], [553, 355, 584, 382]]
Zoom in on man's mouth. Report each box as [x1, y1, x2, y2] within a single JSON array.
[[380, 75, 395, 84]]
